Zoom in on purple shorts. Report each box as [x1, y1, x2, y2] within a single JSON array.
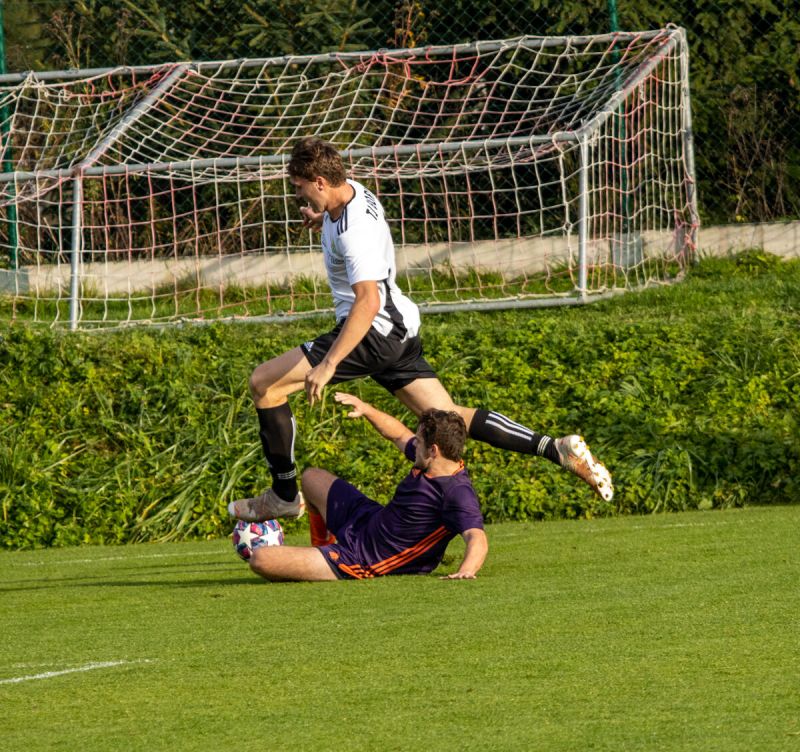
[[318, 478, 382, 580]]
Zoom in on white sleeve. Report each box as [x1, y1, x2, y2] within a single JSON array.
[[338, 221, 390, 285]]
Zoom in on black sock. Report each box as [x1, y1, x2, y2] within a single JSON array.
[[256, 404, 298, 501], [469, 409, 561, 465]]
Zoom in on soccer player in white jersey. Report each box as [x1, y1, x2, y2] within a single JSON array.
[[229, 138, 612, 537]]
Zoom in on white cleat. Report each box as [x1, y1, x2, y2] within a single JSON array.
[[555, 435, 614, 501], [228, 488, 305, 522]]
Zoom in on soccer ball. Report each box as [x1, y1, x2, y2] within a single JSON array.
[[232, 519, 284, 561]]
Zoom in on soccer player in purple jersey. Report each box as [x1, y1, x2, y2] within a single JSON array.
[[247, 393, 488, 582], [228, 137, 612, 534]]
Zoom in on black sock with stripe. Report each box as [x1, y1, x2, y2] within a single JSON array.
[[469, 409, 561, 465], [256, 403, 298, 501]]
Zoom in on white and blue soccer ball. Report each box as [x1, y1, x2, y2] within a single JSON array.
[[232, 519, 284, 561]]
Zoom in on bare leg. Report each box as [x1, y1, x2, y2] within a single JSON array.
[[249, 347, 310, 408], [393, 377, 477, 428], [249, 455, 342, 581], [249, 545, 338, 582], [301, 467, 339, 546]]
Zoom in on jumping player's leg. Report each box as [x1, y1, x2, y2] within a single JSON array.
[[228, 348, 311, 521], [248, 347, 311, 501], [245, 323, 395, 506], [393, 377, 561, 460], [250, 347, 311, 407], [249, 545, 338, 582], [391, 376, 474, 423], [394, 377, 613, 500]]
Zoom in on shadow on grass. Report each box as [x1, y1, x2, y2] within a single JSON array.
[[0, 567, 259, 592]]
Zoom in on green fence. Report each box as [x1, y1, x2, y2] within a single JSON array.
[[3, 0, 800, 225]]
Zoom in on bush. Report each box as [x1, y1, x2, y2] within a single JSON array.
[[1, 252, 799, 548]]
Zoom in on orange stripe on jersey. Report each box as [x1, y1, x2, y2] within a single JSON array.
[[371, 528, 449, 575], [338, 563, 374, 580], [371, 526, 450, 575]]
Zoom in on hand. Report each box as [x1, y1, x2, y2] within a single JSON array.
[[300, 205, 323, 231], [334, 391, 369, 418], [305, 360, 336, 405], [440, 572, 477, 580]]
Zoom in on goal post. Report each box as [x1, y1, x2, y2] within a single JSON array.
[[0, 29, 698, 329]]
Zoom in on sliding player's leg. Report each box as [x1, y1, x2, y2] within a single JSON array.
[[394, 377, 613, 501], [242, 469, 345, 581], [308, 510, 336, 547], [301, 467, 338, 546], [249, 545, 338, 582]]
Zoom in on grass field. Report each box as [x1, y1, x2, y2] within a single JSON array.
[[2, 506, 798, 751]]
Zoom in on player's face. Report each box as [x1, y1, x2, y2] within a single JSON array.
[[414, 430, 433, 471], [290, 175, 325, 212]]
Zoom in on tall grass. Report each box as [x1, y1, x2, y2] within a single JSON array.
[[1, 251, 798, 548]]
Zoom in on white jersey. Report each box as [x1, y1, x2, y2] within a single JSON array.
[[320, 180, 420, 339]]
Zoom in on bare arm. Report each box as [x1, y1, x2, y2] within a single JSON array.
[[440, 528, 488, 580], [334, 392, 414, 452], [305, 280, 380, 405]]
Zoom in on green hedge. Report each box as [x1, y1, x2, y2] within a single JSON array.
[[1, 251, 799, 549]]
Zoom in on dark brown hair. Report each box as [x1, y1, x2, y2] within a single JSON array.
[[287, 137, 347, 186], [417, 409, 467, 462]]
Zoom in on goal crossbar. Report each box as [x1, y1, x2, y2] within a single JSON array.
[[0, 29, 673, 86], [0, 135, 572, 183], [0, 29, 681, 185]]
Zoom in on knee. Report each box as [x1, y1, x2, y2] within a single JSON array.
[[301, 467, 336, 510], [249, 545, 289, 581], [300, 467, 318, 487], [452, 404, 476, 431], [248, 545, 274, 580], [248, 366, 270, 400], [249, 363, 275, 402]]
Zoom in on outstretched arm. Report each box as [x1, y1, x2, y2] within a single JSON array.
[[441, 528, 488, 580], [334, 392, 414, 452]]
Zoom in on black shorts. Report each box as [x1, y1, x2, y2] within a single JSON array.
[[300, 321, 437, 393]]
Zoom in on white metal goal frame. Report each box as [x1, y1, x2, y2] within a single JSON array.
[[0, 28, 698, 329]]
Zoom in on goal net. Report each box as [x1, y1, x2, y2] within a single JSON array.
[[0, 28, 697, 329]]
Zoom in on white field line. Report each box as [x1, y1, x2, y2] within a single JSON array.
[[585, 519, 752, 532], [0, 659, 153, 685], [19, 549, 230, 567]]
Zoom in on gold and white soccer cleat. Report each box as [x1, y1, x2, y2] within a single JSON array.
[[555, 435, 614, 501], [228, 489, 306, 522]]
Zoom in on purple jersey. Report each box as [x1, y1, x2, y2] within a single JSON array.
[[320, 438, 484, 579]]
